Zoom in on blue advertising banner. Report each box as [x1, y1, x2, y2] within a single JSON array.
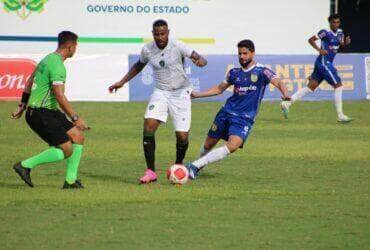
[[128, 54, 368, 101]]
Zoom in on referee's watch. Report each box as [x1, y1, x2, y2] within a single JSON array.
[[71, 114, 79, 122]]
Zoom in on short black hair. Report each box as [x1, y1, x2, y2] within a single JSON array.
[[328, 13, 340, 22], [237, 39, 255, 52], [58, 31, 78, 46], [153, 19, 168, 29]]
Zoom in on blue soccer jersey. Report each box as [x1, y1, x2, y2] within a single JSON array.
[[311, 29, 343, 86], [222, 63, 277, 121], [207, 63, 277, 142], [317, 28, 343, 63]]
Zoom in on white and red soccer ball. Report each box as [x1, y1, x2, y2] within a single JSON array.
[[167, 164, 189, 185]]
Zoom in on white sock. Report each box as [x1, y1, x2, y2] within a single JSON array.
[[192, 145, 230, 169], [199, 145, 210, 157], [334, 86, 344, 118], [291, 87, 313, 102]]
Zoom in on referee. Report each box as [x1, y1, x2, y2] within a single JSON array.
[[11, 31, 89, 189]]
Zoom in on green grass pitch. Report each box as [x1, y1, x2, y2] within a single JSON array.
[[0, 101, 369, 249]]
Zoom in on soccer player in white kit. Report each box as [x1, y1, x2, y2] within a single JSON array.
[[108, 19, 207, 183]]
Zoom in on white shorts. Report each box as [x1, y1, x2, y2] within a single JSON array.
[[144, 87, 192, 132]]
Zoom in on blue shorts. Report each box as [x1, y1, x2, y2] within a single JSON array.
[[207, 109, 253, 143], [310, 61, 341, 87]]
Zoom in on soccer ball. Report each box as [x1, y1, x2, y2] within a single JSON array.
[[166, 164, 189, 185]]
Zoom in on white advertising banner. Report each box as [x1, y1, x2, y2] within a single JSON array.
[[0, 0, 332, 102], [0, 0, 329, 54], [64, 54, 129, 102], [0, 54, 129, 101], [366, 56, 370, 99]]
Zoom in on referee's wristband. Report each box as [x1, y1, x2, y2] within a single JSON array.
[[20, 92, 30, 105]]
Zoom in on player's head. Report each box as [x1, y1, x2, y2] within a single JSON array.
[[152, 19, 169, 49], [328, 14, 341, 31], [57, 31, 78, 58], [237, 40, 255, 68]]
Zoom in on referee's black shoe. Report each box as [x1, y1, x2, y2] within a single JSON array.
[[62, 180, 84, 189], [13, 162, 34, 187]]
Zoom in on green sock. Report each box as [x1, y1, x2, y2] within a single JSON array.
[[22, 147, 65, 169], [65, 144, 83, 184]]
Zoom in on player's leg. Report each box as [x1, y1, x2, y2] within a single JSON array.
[[140, 90, 168, 183], [13, 109, 71, 187], [143, 118, 161, 171], [281, 78, 318, 113], [185, 110, 230, 179], [306, 78, 320, 92], [200, 136, 220, 157], [139, 118, 161, 183], [175, 131, 189, 164], [281, 66, 321, 118], [187, 114, 252, 179], [170, 88, 192, 164], [187, 135, 243, 179], [187, 135, 220, 177], [333, 83, 353, 122], [292, 72, 320, 100], [323, 64, 353, 122], [19, 142, 70, 170], [63, 125, 85, 188], [193, 135, 242, 167], [301, 62, 323, 95]]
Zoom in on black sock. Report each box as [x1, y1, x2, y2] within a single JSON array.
[[143, 131, 156, 171], [175, 137, 189, 164]]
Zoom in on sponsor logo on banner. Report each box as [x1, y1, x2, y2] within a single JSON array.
[[84, 1, 213, 15], [1, 0, 48, 20], [129, 54, 369, 101], [0, 58, 37, 100], [86, 4, 191, 14]]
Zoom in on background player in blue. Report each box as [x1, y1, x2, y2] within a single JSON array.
[[281, 14, 352, 123], [186, 40, 290, 179]]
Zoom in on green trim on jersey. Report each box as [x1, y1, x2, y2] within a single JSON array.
[[28, 53, 66, 110]]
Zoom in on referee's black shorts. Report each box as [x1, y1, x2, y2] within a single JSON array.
[[25, 107, 74, 146]]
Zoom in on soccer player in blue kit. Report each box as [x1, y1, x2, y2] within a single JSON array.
[[186, 39, 290, 179], [281, 14, 352, 122]]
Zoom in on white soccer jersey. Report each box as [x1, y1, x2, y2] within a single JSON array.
[[139, 39, 194, 91]]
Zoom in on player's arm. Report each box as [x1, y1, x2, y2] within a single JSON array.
[[23, 70, 35, 94], [11, 70, 35, 119], [53, 84, 89, 131], [191, 82, 231, 99], [190, 51, 207, 67], [108, 60, 147, 92], [308, 35, 328, 56], [177, 40, 207, 67], [270, 77, 290, 100]]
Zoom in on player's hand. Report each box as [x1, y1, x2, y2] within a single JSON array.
[[319, 49, 328, 56], [10, 104, 26, 119], [191, 57, 197, 64], [74, 117, 90, 131], [190, 91, 201, 99], [191, 58, 202, 67], [345, 36, 351, 45], [108, 82, 123, 93]]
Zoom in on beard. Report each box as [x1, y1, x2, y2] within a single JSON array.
[[155, 39, 168, 49], [239, 58, 252, 68]]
